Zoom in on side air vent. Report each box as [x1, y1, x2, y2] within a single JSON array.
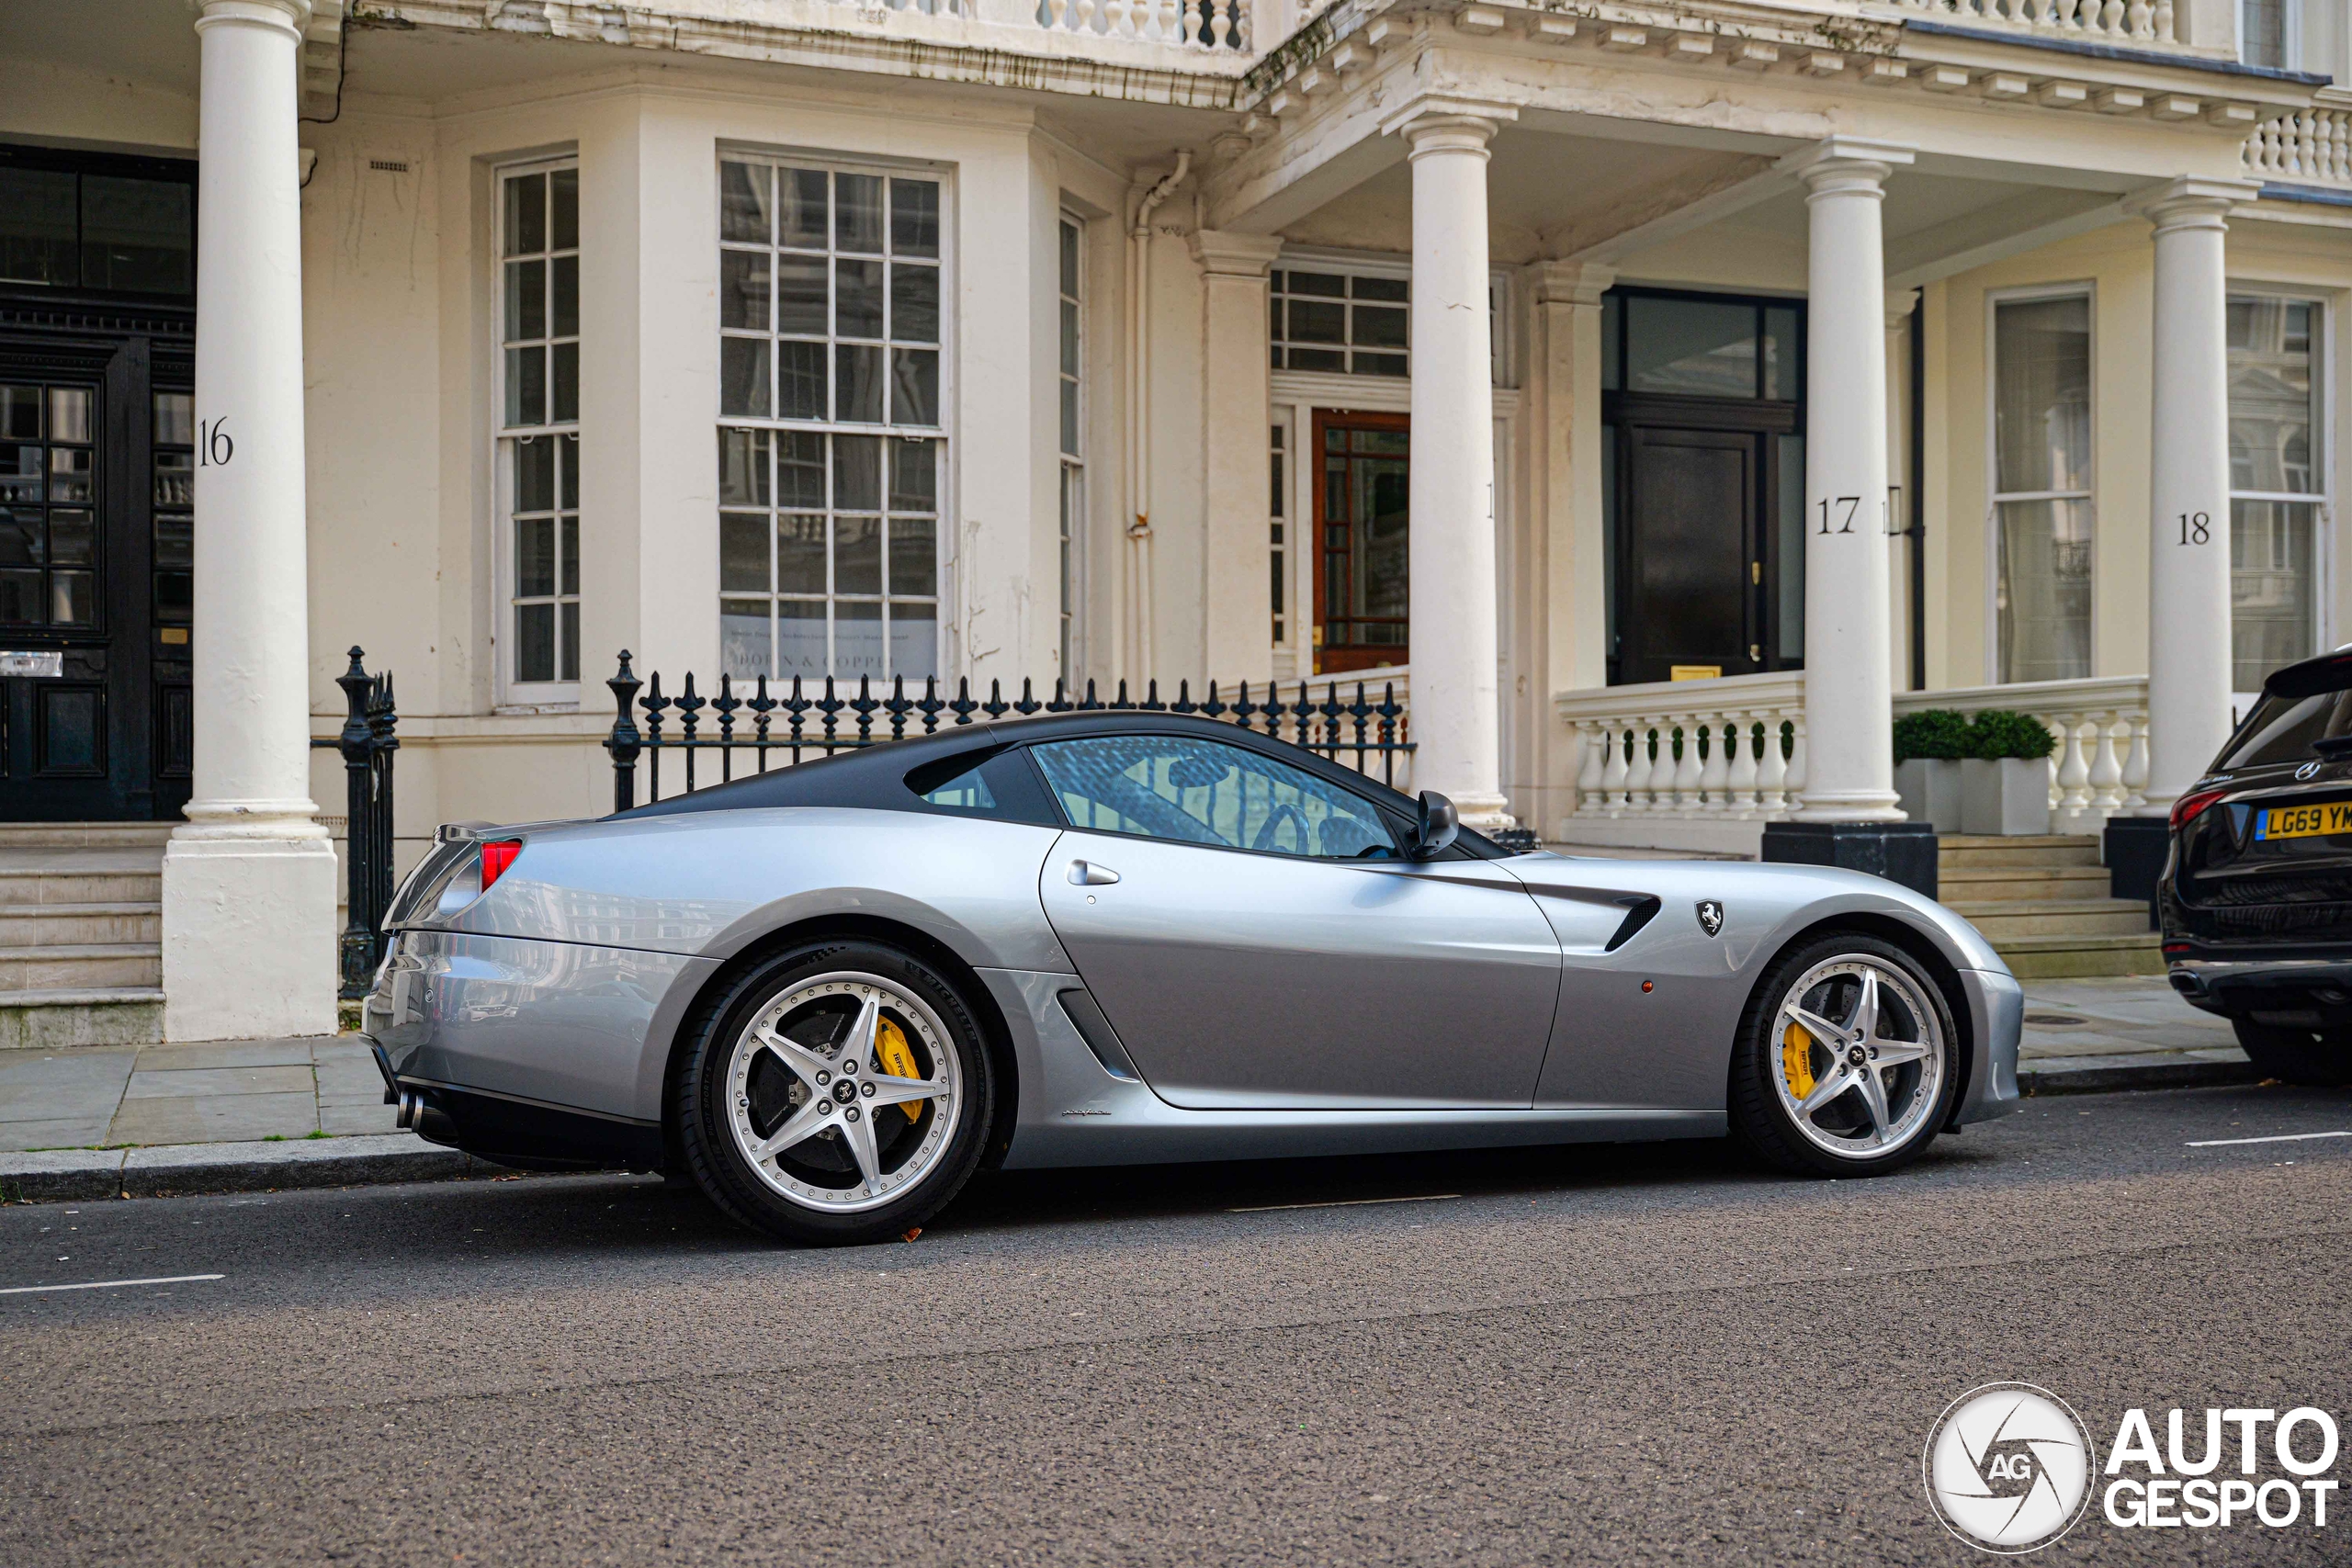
[[1605, 896, 1662, 953], [1057, 988, 1141, 1082]]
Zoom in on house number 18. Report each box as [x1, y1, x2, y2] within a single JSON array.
[[2177, 511, 2211, 546]]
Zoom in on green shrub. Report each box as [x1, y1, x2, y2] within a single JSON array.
[[1893, 709, 1971, 763], [1965, 709, 2056, 762]]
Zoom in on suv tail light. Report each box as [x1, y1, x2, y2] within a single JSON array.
[[2169, 788, 2229, 831], [479, 840, 523, 891]]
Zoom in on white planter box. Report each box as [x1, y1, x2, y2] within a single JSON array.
[[1894, 759, 1963, 833], [1960, 757, 2051, 836]]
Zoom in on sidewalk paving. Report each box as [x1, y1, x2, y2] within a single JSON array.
[[0, 977, 2252, 1202]]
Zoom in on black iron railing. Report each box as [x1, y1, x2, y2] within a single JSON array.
[[600, 650, 1414, 811], [312, 647, 399, 998]]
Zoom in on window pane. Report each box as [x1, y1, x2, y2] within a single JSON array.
[[49, 389, 88, 444], [721, 598, 771, 679], [0, 168, 78, 288], [560, 514, 579, 597], [778, 430, 826, 507], [1029, 735, 1396, 858], [889, 515, 936, 596], [1994, 295, 2090, 494], [80, 175, 192, 295], [550, 168, 579, 251], [835, 514, 882, 594], [719, 162, 770, 244], [504, 260, 542, 343], [2, 386, 40, 440], [2233, 499, 2315, 691], [1059, 220, 1080, 297], [0, 446, 35, 504], [1351, 275, 1407, 303], [720, 512, 769, 592], [550, 342, 577, 423], [777, 254, 828, 336], [2243, 0, 2285, 67], [836, 598, 885, 677], [718, 428, 771, 506], [153, 390, 192, 446], [515, 436, 555, 513], [1287, 347, 1344, 374], [833, 434, 882, 512], [508, 345, 545, 426], [777, 598, 828, 677], [719, 250, 768, 331], [779, 169, 829, 249], [720, 337, 770, 419], [153, 449, 191, 508], [891, 180, 940, 258], [559, 433, 580, 509], [1776, 434, 1805, 662], [1625, 296, 1758, 397], [0, 509, 43, 567], [836, 174, 885, 254], [1355, 353, 1407, 379], [835, 257, 885, 338], [506, 173, 545, 255], [50, 570, 94, 626], [560, 599, 578, 682], [1763, 306, 1800, 401], [1060, 380, 1080, 458], [1288, 299, 1345, 344], [777, 341, 825, 421], [1996, 498, 2092, 683], [778, 513, 827, 594], [889, 602, 938, 679], [1352, 305, 1407, 351], [47, 446, 92, 503], [516, 515, 556, 596], [893, 264, 940, 345], [516, 601, 555, 683], [2229, 297, 2319, 495], [0, 568, 40, 622], [48, 509, 92, 565], [836, 344, 884, 423], [1287, 271, 1344, 299], [890, 348, 938, 427], [889, 440, 936, 513], [1059, 299, 1080, 377], [551, 254, 579, 338]]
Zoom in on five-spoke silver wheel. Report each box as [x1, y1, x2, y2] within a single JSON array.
[[724, 970, 964, 1213], [1769, 955, 1947, 1161]]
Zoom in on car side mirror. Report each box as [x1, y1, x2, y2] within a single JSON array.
[[1409, 791, 1459, 861]]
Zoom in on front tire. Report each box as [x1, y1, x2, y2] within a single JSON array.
[[1729, 932, 1959, 1177], [673, 940, 995, 1245], [2233, 1019, 2352, 1087]]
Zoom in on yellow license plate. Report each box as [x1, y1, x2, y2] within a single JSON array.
[[2257, 802, 2352, 840]]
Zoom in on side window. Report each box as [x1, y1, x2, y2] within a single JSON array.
[[901, 746, 1058, 826], [1028, 734, 1398, 860]]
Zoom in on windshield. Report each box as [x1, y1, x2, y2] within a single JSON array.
[[2218, 686, 2352, 771]]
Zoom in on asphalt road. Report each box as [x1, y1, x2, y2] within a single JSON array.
[[4, 1085, 2351, 1566]]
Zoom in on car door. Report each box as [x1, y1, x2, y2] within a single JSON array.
[[1029, 730, 1561, 1110]]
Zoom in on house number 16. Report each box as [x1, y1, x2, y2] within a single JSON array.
[[198, 418, 233, 467]]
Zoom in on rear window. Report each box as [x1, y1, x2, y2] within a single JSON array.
[[2219, 687, 2352, 771]]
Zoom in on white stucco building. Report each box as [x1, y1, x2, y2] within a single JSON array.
[[3, 0, 2348, 1040]]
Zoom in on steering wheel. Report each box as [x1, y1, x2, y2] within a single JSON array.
[[1250, 802, 1310, 852]]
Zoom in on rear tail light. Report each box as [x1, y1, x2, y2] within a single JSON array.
[[2168, 788, 2229, 831], [478, 840, 523, 891]]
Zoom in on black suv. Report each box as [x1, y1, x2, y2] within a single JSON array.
[[2163, 648, 2352, 1086]]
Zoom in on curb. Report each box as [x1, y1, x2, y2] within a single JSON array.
[[2018, 1048, 2258, 1097], [2, 1134, 488, 1204]]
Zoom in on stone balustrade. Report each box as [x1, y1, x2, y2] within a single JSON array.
[[1035, 0, 1250, 49], [1551, 671, 2154, 852], [2245, 96, 2352, 188], [1876, 0, 2178, 48]]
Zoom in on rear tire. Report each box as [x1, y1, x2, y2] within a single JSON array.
[[673, 940, 995, 1246], [2233, 1019, 2352, 1087], [1728, 932, 1960, 1178]]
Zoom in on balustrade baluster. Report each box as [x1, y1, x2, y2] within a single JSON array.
[[1756, 715, 1789, 815], [1574, 722, 1607, 816], [1182, 0, 1202, 47], [1624, 721, 1656, 812], [2087, 710, 2127, 815], [1671, 723, 1703, 810], [1697, 716, 1732, 809], [1783, 716, 1809, 813], [1599, 726, 1631, 816], [2054, 716, 2094, 827]]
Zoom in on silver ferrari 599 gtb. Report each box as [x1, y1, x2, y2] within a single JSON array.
[[364, 713, 2021, 1245]]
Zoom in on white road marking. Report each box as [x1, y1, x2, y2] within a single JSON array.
[[2184, 1131, 2352, 1148], [0, 1273, 224, 1296], [1229, 1193, 1461, 1213]]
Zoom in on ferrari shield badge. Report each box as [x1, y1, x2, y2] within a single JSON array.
[[1695, 899, 1724, 938]]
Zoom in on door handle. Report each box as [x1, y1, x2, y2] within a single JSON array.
[[1067, 860, 1121, 886]]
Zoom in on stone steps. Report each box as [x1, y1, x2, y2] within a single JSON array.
[[1935, 833, 2161, 978], [0, 828, 169, 1047]]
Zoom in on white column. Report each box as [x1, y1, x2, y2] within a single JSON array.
[[1787, 138, 1914, 823], [164, 0, 337, 1042], [2124, 177, 2258, 816], [1392, 100, 1515, 828], [1191, 231, 1284, 685]]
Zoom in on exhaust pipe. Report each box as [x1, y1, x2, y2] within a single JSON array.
[[395, 1088, 425, 1130], [2168, 971, 2208, 999]]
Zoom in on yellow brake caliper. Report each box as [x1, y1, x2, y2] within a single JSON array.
[[1781, 1021, 1815, 1100], [876, 1017, 926, 1122]]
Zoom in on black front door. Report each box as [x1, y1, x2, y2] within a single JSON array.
[[1618, 422, 1758, 686], [0, 323, 191, 821]]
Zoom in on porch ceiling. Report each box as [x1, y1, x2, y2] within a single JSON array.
[[1274, 125, 2137, 288]]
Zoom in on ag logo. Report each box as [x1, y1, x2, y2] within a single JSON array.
[[1694, 899, 1724, 938], [1923, 1382, 2096, 1553]]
